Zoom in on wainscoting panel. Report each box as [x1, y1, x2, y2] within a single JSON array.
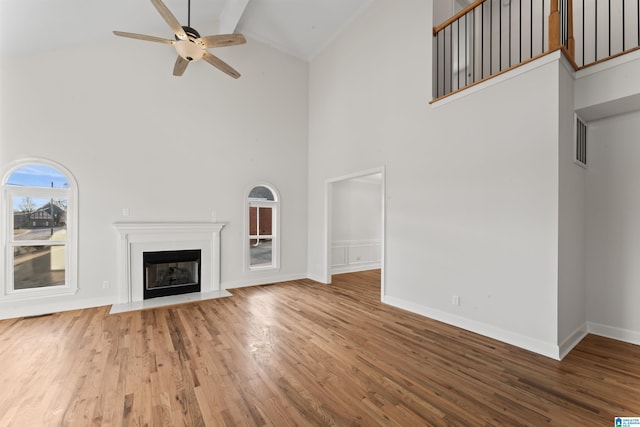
[[331, 240, 381, 274]]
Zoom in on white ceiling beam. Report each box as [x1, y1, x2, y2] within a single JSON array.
[[219, 0, 251, 34]]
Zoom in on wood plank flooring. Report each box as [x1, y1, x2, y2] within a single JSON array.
[[1, 270, 639, 426]]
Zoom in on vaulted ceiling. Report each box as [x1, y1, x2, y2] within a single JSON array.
[[0, 0, 374, 61]]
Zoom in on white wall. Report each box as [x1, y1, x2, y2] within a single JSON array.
[[433, 1, 455, 28], [309, 0, 563, 357], [0, 36, 309, 318], [332, 177, 382, 241], [586, 110, 640, 343], [571, 49, 640, 346], [557, 59, 587, 357], [574, 51, 640, 119]]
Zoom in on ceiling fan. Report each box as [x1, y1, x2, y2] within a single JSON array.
[[113, 0, 246, 78]]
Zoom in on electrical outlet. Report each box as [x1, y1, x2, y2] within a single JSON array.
[[122, 207, 130, 217], [452, 295, 460, 306], [102, 280, 110, 289], [211, 211, 217, 222]]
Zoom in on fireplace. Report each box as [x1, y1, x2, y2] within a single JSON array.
[[143, 249, 201, 299], [113, 222, 225, 304]]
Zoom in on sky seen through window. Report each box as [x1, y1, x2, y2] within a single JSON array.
[[5, 164, 70, 210]]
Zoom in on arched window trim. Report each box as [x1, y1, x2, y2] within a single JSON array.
[[1, 158, 79, 300], [244, 183, 280, 272]]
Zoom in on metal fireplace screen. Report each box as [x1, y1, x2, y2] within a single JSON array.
[[143, 249, 201, 299]]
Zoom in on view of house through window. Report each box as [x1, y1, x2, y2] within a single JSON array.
[[3, 163, 73, 293], [247, 185, 279, 270]]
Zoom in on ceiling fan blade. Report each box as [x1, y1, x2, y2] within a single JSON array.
[[150, 0, 187, 40], [113, 31, 175, 45], [199, 34, 247, 49], [173, 56, 189, 76], [202, 51, 241, 79]]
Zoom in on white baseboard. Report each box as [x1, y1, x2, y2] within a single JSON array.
[[383, 295, 562, 360], [587, 322, 640, 346], [331, 263, 381, 275], [558, 324, 588, 359], [0, 296, 117, 321], [306, 272, 329, 284]]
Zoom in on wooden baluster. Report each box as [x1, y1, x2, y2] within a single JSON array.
[[567, 0, 575, 59], [549, 0, 560, 50]]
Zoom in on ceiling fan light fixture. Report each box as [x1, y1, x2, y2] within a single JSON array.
[[175, 39, 204, 61]]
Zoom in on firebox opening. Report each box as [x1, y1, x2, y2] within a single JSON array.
[[143, 249, 201, 299]]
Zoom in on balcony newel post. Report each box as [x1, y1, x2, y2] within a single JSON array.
[[567, 0, 575, 59], [549, 0, 560, 50]]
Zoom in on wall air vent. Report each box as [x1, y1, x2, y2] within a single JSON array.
[[575, 115, 587, 167]]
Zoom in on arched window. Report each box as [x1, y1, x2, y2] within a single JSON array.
[[246, 184, 280, 271], [1, 159, 78, 299]]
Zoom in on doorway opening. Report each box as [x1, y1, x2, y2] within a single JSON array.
[[326, 167, 385, 299]]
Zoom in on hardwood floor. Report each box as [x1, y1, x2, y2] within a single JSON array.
[[1, 270, 638, 426]]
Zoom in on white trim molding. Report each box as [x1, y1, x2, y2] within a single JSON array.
[[244, 183, 281, 272], [383, 295, 562, 360], [113, 222, 225, 304], [331, 239, 382, 274], [325, 166, 386, 292], [1, 158, 79, 302], [587, 322, 640, 346], [558, 324, 588, 360]]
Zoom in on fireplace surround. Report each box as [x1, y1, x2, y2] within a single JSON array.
[[113, 222, 224, 304]]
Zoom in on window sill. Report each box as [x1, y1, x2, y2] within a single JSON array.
[[2, 285, 78, 302]]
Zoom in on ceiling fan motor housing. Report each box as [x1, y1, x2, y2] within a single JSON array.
[[178, 26, 201, 40], [175, 26, 204, 61]]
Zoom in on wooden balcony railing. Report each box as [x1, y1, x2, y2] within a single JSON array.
[[433, 0, 640, 101]]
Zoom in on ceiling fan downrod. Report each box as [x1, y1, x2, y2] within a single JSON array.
[[187, 0, 191, 28], [176, 0, 199, 44]]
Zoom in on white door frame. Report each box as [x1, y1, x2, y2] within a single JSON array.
[[324, 166, 385, 299]]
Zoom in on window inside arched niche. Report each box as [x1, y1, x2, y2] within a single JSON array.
[[2, 159, 78, 298]]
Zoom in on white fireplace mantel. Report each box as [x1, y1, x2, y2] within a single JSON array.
[[113, 222, 225, 304]]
